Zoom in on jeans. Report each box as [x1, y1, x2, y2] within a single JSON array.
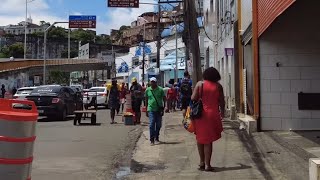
[[149, 111, 162, 142]]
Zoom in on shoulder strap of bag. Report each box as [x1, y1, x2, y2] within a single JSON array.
[[151, 89, 161, 108]]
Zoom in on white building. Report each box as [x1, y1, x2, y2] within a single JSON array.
[[4, 18, 48, 35], [203, 0, 238, 119]]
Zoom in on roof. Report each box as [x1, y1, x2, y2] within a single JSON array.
[[161, 17, 204, 38], [140, 12, 157, 17]]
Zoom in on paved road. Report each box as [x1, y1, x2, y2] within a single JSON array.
[[31, 109, 142, 180]]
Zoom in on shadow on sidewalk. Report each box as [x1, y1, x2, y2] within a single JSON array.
[[295, 131, 320, 146], [214, 163, 252, 172], [160, 141, 182, 145], [231, 122, 274, 180], [77, 123, 102, 126]]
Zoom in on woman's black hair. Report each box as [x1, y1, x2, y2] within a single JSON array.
[[203, 67, 221, 82], [183, 71, 190, 77]]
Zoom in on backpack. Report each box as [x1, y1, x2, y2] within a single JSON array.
[[180, 79, 191, 96]]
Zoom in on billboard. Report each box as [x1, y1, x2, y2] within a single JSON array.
[[107, 0, 139, 8], [69, 15, 96, 29]]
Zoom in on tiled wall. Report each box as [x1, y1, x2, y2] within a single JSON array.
[[259, 1, 320, 130]]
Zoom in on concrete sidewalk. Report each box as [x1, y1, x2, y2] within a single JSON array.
[[123, 112, 304, 180]]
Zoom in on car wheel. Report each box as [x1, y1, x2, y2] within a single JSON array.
[[59, 108, 67, 121]]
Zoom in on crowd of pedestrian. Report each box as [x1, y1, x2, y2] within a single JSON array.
[[108, 68, 225, 172]]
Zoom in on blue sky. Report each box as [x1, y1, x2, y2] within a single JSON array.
[[0, 0, 158, 34]]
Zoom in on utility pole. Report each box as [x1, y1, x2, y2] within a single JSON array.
[[183, 0, 189, 71], [24, 0, 27, 59], [174, 15, 178, 83], [142, 22, 146, 86], [68, 28, 71, 60], [185, 0, 202, 84], [156, 2, 161, 69], [43, 21, 68, 85]]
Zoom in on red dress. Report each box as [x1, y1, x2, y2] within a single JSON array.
[[193, 80, 223, 144]]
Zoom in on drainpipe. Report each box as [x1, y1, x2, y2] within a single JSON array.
[[238, 0, 244, 114], [252, 0, 261, 131]]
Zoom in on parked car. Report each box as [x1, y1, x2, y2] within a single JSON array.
[[13, 87, 38, 100], [83, 87, 108, 108], [26, 85, 82, 120]]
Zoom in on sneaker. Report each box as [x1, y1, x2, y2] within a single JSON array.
[[150, 141, 155, 146], [155, 140, 161, 145]]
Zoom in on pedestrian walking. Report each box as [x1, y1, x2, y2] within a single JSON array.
[[174, 83, 180, 109], [167, 85, 177, 112], [12, 87, 17, 96], [141, 83, 146, 107], [130, 77, 143, 124], [1, 84, 6, 98], [145, 77, 166, 145], [179, 71, 192, 117], [109, 79, 120, 124], [119, 82, 127, 113], [191, 67, 225, 171]]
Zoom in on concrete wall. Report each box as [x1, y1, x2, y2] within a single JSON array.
[[0, 73, 31, 93], [259, 1, 320, 130]]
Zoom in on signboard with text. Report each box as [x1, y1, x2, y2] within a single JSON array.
[[69, 15, 96, 28], [107, 0, 139, 8]]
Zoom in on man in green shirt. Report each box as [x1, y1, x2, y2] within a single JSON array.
[[145, 77, 166, 145]]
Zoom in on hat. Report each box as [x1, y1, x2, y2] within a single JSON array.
[[150, 77, 157, 82], [131, 77, 137, 83], [112, 78, 117, 82]]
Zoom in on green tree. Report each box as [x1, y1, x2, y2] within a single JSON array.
[[40, 21, 50, 26], [61, 49, 78, 58], [48, 27, 68, 38], [71, 29, 95, 44], [1, 43, 24, 58], [95, 35, 111, 44], [49, 71, 69, 84]]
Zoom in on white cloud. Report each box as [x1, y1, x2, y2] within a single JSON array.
[[105, 1, 157, 34], [0, 0, 67, 28]]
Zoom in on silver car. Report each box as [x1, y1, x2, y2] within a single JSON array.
[[83, 87, 108, 108], [13, 87, 38, 100]]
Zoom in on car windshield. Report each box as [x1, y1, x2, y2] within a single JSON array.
[[89, 88, 105, 92], [16, 88, 35, 95]]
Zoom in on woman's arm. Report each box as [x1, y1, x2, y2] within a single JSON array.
[[191, 81, 201, 101], [217, 83, 225, 118]]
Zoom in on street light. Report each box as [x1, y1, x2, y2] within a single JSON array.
[[43, 21, 68, 85], [24, 0, 36, 59]]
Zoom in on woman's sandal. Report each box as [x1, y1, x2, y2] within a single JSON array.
[[198, 164, 205, 171], [205, 166, 215, 172]]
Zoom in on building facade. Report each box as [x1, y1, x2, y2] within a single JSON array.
[[236, 0, 320, 130], [203, 0, 238, 119], [4, 18, 49, 35]]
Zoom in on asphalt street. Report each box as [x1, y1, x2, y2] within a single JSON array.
[[31, 109, 142, 180]]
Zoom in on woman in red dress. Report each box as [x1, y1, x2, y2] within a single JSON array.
[[191, 67, 225, 171]]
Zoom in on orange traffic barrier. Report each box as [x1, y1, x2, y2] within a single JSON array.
[[0, 99, 38, 180]]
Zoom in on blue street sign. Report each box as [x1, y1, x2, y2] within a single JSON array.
[[69, 15, 96, 28], [69, 15, 96, 21]]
